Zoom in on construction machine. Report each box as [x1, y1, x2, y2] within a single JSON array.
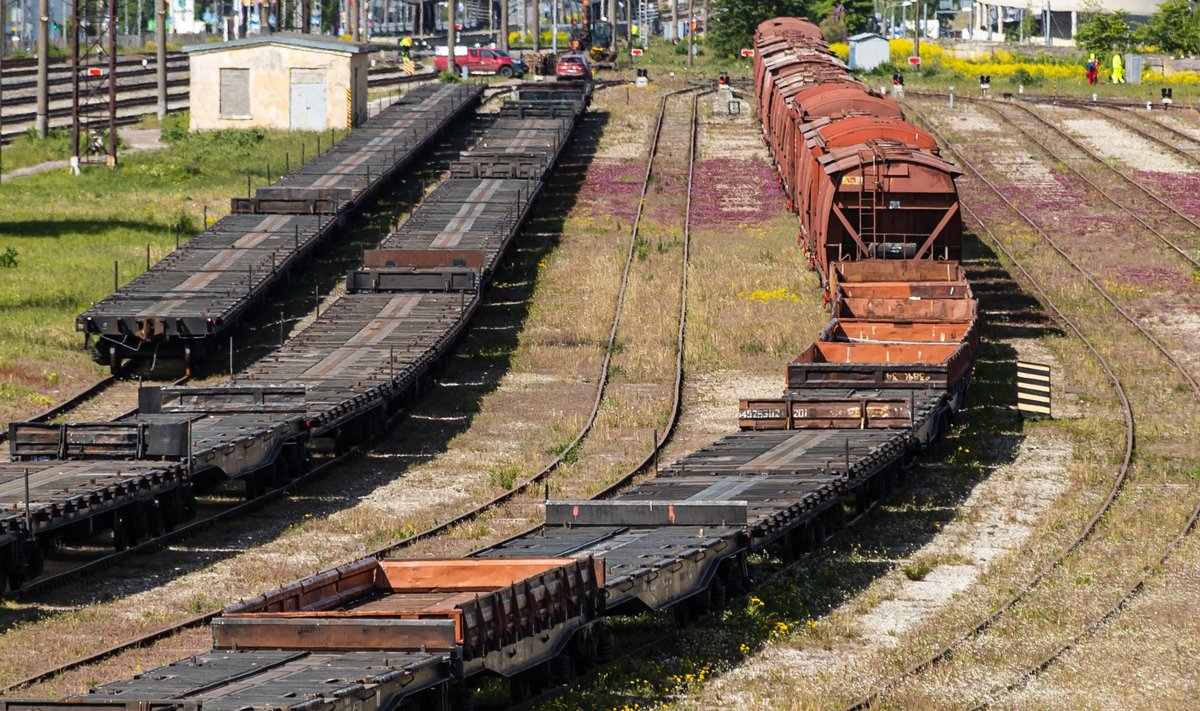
[[570, 0, 616, 63]]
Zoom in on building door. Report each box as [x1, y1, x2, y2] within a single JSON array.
[[289, 68, 327, 131]]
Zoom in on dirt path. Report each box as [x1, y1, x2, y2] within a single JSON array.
[[0, 127, 165, 183]]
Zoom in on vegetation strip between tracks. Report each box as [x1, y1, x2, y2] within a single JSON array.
[[499, 87, 702, 711], [843, 101, 1200, 710], [0, 80, 665, 695], [938, 92, 1200, 273]]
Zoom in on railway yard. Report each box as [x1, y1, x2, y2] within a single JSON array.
[[2, 22, 1200, 711]]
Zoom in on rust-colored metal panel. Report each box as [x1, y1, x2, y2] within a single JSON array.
[[363, 249, 488, 269], [738, 397, 915, 430], [819, 318, 974, 345], [797, 341, 960, 365], [218, 556, 603, 660], [836, 281, 971, 300], [833, 296, 978, 321], [831, 259, 966, 284]]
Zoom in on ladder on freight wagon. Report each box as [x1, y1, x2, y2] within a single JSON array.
[[855, 152, 881, 255]]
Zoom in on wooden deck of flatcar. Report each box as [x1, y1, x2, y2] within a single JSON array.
[[78, 214, 334, 341], [77, 83, 483, 368], [238, 84, 484, 214], [482, 424, 922, 613], [379, 178, 538, 261], [0, 460, 190, 537], [77, 650, 449, 711], [239, 293, 473, 430]]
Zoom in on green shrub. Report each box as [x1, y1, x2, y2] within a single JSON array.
[[1010, 66, 1043, 86]]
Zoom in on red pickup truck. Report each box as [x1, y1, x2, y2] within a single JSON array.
[[433, 48, 528, 78]]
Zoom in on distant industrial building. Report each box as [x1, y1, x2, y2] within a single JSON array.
[[183, 34, 370, 132]]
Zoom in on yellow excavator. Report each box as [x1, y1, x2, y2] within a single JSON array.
[[570, 0, 615, 64]]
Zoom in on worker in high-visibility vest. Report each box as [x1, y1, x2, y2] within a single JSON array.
[[1111, 52, 1125, 84]]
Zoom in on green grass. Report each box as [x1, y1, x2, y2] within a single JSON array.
[[612, 35, 750, 76], [860, 57, 1194, 103], [0, 127, 76, 173], [0, 113, 336, 423]]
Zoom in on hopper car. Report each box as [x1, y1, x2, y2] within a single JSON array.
[[4, 16, 984, 711], [753, 20, 962, 278]]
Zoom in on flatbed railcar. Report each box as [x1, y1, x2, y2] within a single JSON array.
[[76, 83, 484, 373], [7, 20, 983, 709], [0, 82, 592, 593]]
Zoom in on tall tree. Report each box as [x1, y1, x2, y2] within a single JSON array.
[[1073, 8, 1133, 55], [812, 0, 872, 37], [708, 0, 817, 57], [1135, 0, 1199, 55]]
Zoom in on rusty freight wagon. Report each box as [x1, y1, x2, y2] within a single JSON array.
[[7, 558, 606, 711], [0, 82, 591, 595], [0, 22, 981, 711]]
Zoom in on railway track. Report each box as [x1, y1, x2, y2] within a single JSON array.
[[842, 100, 1200, 710], [0, 62, 435, 142], [976, 98, 1200, 267], [0, 99, 498, 602], [1087, 104, 1200, 167], [0, 81, 642, 697]]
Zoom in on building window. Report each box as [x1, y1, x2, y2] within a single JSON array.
[[219, 68, 251, 118]]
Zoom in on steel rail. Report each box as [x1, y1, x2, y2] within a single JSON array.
[[968, 504, 1200, 709], [973, 98, 1200, 270], [0, 67, 434, 143], [374, 84, 707, 559], [842, 98, 1197, 710], [1088, 104, 1200, 167], [0, 79, 633, 694], [493, 87, 703, 711]]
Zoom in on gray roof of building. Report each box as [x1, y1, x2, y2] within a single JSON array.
[[183, 32, 371, 55], [848, 33, 887, 43]]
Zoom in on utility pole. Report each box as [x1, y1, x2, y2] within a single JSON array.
[[36, 0, 48, 137], [156, 0, 167, 120], [531, 0, 539, 51], [1044, 0, 1051, 45], [302, 0, 310, 31], [668, 0, 674, 41], [913, 0, 919, 58], [607, 0, 615, 51], [686, 0, 693, 66], [446, 0, 456, 75], [499, 0, 507, 48]]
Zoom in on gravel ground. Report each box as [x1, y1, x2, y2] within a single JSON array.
[[0, 85, 654, 695], [1060, 116, 1192, 174]]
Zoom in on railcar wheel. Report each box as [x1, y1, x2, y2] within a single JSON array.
[[709, 578, 728, 612], [596, 623, 615, 661], [113, 513, 130, 551], [551, 651, 573, 683]]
